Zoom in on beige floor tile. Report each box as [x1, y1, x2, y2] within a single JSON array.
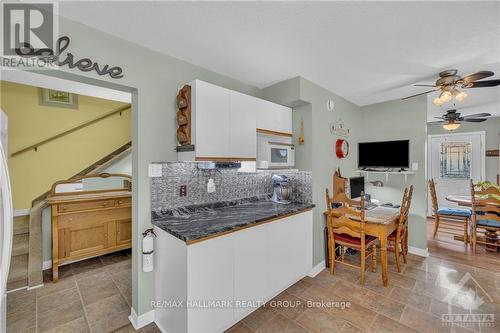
[[242, 306, 277, 331], [43, 264, 73, 281], [100, 250, 131, 266], [71, 257, 106, 279], [269, 291, 307, 320], [109, 324, 139, 333], [6, 288, 36, 315], [360, 290, 405, 321], [390, 286, 432, 312], [77, 271, 120, 305], [42, 316, 90, 333], [322, 300, 377, 331], [37, 300, 85, 332], [299, 284, 337, 303], [308, 270, 338, 290], [255, 314, 308, 333], [286, 278, 313, 298], [330, 280, 368, 304], [339, 322, 365, 333], [400, 305, 451, 333], [85, 293, 129, 325], [142, 322, 162, 333], [37, 286, 81, 314], [36, 275, 77, 298], [296, 308, 345, 333], [6, 307, 36, 333], [90, 309, 131, 333], [226, 322, 254, 333], [403, 266, 438, 283], [361, 273, 393, 295], [389, 272, 417, 290], [370, 314, 419, 333], [413, 279, 453, 300]]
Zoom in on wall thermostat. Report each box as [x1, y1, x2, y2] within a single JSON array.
[[327, 99, 335, 111]]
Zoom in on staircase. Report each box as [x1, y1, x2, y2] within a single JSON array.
[[7, 215, 29, 290], [7, 141, 132, 291]]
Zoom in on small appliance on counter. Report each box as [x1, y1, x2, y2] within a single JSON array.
[[271, 174, 291, 204], [197, 162, 241, 170]]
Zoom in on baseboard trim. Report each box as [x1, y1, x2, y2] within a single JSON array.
[[408, 246, 429, 257], [308, 260, 325, 277], [129, 308, 154, 330], [42, 260, 51, 270], [14, 209, 30, 217]]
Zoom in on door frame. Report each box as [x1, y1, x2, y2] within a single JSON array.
[[427, 131, 486, 215]]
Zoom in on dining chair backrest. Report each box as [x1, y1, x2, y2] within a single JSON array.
[[396, 185, 413, 240], [332, 170, 362, 207], [470, 180, 500, 223], [326, 188, 366, 240], [428, 179, 439, 215]]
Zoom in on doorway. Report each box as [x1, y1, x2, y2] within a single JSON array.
[[427, 131, 486, 215]]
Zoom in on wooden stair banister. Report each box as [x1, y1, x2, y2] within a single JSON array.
[[11, 104, 131, 158], [30, 141, 131, 207]]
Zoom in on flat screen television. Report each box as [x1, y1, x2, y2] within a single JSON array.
[[358, 140, 409, 169]]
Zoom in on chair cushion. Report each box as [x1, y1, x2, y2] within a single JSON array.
[[438, 207, 472, 217], [477, 219, 500, 228], [334, 233, 377, 246]]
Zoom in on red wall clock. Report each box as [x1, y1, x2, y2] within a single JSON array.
[[335, 139, 349, 158]]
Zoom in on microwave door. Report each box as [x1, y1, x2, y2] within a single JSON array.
[[270, 147, 289, 166]]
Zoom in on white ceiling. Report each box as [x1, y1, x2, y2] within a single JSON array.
[[59, 1, 500, 106]]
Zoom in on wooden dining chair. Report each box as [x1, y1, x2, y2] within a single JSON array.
[[387, 185, 413, 272], [470, 181, 500, 253], [325, 189, 377, 285], [429, 179, 471, 242]]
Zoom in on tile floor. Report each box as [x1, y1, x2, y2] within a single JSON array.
[[6, 250, 159, 333], [7, 249, 499, 333], [228, 253, 500, 333]]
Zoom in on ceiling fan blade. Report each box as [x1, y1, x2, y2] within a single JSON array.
[[402, 89, 438, 100], [462, 113, 491, 119], [414, 84, 436, 87], [460, 71, 494, 83], [467, 79, 500, 88], [462, 118, 487, 122], [434, 116, 445, 119]]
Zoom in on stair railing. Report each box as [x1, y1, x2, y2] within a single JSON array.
[[10, 104, 131, 158]]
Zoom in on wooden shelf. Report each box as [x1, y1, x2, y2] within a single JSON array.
[[355, 170, 415, 182]]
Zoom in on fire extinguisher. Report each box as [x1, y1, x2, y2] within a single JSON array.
[[142, 228, 156, 273]]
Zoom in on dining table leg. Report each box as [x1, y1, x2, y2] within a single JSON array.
[[379, 235, 388, 287]]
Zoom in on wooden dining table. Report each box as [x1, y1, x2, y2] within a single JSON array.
[[324, 206, 400, 287]]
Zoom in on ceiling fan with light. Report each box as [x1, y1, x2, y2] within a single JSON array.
[[402, 69, 500, 106], [434, 109, 491, 131]]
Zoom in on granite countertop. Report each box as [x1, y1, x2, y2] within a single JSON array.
[[151, 196, 315, 244]]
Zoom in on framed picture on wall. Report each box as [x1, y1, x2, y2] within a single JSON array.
[[39, 88, 79, 109]]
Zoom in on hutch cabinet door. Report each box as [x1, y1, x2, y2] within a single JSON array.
[[58, 220, 108, 259], [116, 219, 132, 246]]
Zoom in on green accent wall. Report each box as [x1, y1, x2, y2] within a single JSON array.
[[360, 97, 428, 251]]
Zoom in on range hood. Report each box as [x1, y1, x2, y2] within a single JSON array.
[[197, 162, 241, 170]]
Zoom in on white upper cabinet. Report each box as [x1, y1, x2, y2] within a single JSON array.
[[230, 91, 256, 159], [187, 80, 291, 161], [194, 80, 232, 158], [256, 98, 292, 134]]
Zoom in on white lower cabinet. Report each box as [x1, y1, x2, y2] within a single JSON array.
[[154, 210, 312, 333]]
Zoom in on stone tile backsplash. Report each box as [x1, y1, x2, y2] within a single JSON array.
[[150, 162, 312, 212]]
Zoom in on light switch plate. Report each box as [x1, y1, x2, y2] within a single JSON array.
[[148, 164, 162, 177], [412, 162, 418, 171]]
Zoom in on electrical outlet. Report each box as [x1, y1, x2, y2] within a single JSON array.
[[179, 185, 187, 197], [148, 164, 162, 177]]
